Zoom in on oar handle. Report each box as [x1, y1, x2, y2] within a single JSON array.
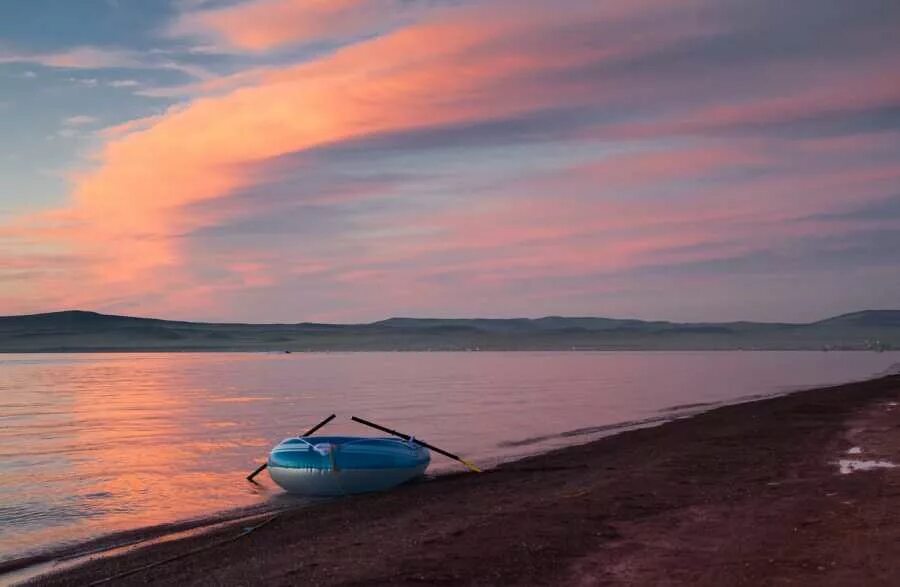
[[350, 416, 480, 472], [247, 413, 336, 482], [247, 462, 268, 481]]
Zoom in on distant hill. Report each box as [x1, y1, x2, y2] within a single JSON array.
[[0, 309, 897, 352]]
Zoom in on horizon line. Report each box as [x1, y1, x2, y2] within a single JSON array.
[[1, 308, 897, 328]]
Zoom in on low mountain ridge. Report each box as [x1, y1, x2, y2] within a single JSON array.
[[0, 309, 897, 352], [811, 310, 900, 328]]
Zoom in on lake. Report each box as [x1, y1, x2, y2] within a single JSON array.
[[1, 351, 898, 564]]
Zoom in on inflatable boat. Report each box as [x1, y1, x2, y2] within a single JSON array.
[[267, 435, 430, 496]]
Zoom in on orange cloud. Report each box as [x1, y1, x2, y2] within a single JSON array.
[[24, 1, 640, 304]]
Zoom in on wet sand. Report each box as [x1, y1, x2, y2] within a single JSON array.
[[21, 374, 900, 586]]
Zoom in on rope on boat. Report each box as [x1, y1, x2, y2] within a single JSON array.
[[87, 513, 281, 586], [283, 437, 349, 494]]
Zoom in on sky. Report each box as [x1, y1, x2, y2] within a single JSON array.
[[0, 0, 898, 323]]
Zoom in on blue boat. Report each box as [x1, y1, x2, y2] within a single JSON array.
[[267, 435, 431, 496]]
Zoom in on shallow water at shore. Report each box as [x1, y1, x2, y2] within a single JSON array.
[[1, 351, 898, 563]]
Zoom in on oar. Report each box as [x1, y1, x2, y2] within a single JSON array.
[[246, 413, 336, 482], [351, 416, 482, 473]]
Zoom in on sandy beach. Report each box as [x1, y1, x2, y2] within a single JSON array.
[[16, 373, 900, 586]]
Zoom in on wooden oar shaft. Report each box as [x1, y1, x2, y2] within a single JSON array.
[[246, 413, 336, 481], [350, 416, 461, 461]]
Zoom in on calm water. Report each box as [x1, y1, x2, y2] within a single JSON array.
[[1, 351, 898, 563]]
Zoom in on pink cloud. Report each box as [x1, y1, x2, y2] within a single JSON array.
[[594, 59, 900, 142], [332, 140, 900, 292]]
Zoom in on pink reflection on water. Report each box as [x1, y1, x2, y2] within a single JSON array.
[[1, 350, 898, 563]]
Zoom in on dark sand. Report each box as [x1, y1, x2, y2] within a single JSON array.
[[23, 374, 900, 586]]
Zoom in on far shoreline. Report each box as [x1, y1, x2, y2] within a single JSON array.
[[2, 310, 897, 354]]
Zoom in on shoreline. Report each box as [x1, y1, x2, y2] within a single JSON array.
[[12, 374, 900, 585], [0, 385, 796, 579], [0, 505, 282, 583]]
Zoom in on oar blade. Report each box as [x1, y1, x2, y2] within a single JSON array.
[[460, 459, 482, 473]]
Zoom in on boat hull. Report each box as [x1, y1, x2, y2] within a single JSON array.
[[267, 436, 430, 496]]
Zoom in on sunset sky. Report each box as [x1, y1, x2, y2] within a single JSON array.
[[0, 0, 898, 323]]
